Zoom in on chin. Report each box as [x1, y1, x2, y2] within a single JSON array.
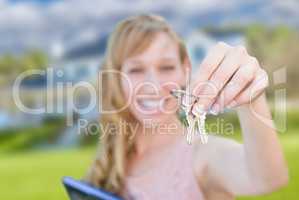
[[135, 112, 170, 125]]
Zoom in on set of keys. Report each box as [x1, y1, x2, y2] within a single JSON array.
[[170, 89, 208, 145], [169, 66, 209, 144]]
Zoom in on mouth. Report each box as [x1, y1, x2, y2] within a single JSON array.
[[136, 97, 171, 114]]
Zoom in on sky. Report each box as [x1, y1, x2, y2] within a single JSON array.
[[0, 0, 298, 57]]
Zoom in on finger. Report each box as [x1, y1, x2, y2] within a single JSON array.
[[211, 57, 259, 114], [191, 42, 232, 95], [194, 46, 247, 111], [226, 68, 269, 108]]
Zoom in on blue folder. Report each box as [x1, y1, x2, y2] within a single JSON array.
[[62, 176, 123, 200]]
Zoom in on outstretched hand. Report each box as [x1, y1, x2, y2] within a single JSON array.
[[190, 42, 269, 115]]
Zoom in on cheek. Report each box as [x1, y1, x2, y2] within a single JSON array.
[[121, 75, 142, 96], [121, 76, 134, 104], [121, 75, 146, 115], [121, 77, 140, 118], [160, 70, 186, 91]]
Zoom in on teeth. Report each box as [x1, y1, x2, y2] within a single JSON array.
[[140, 100, 161, 109]]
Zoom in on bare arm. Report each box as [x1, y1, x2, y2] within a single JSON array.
[[192, 42, 288, 196], [195, 94, 288, 196], [235, 93, 288, 193]]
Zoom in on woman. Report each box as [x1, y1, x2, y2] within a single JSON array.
[[85, 14, 288, 199]]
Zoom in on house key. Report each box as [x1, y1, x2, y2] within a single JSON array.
[[170, 89, 208, 145]]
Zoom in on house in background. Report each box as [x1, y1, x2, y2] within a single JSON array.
[[0, 27, 244, 148], [0, 28, 244, 131]]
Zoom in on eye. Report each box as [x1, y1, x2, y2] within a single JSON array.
[[128, 67, 144, 74], [160, 65, 175, 71]]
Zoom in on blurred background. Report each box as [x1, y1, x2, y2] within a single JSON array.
[[0, 0, 298, 199]]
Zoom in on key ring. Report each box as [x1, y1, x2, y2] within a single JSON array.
[[170, 89, 199, 111], [170, 89, 199, 101], [170, 89, 208, 144]]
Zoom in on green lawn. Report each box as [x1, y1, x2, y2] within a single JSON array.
[[0, 147, 96, 200], [239, 133, 299, 200], [0, 115, 298, 200], [0, 133, 298, 200]]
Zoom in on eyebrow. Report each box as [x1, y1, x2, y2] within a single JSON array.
[[125, 56, 178, 66], [125, 59, 144, 66], [159, 57, 178, 63]]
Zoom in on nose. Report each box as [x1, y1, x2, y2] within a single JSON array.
[[143, 68, 161, 94]]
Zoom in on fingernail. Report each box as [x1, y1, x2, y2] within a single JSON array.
[[195, 103, 205, 113], [227, 100, 237, 109], [211, 103, 220, 115], [209, 109, 218, 116], [192, 103, 205, 117]]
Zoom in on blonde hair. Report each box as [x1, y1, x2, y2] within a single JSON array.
[[84, 14, 189, 195]]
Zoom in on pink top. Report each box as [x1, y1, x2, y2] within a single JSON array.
[[123, 138, 205, 200]]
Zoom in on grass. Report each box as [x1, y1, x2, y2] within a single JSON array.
[[238, 133, 299, 200], [0, 147, 96, 200], [0, 115, 65, 153], [0, 113, 298, 199], [0, 134, 297, 200]]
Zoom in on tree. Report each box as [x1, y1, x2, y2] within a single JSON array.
[[0, 50, 48, 86], [245, 24, 299, 98]]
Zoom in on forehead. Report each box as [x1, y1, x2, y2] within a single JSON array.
[[125, 32, 180, 64]]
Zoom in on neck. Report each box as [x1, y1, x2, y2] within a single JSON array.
[[134, 115, 185, 157]]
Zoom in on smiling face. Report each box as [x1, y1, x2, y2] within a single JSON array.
[[121, 32, 187, 125]]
